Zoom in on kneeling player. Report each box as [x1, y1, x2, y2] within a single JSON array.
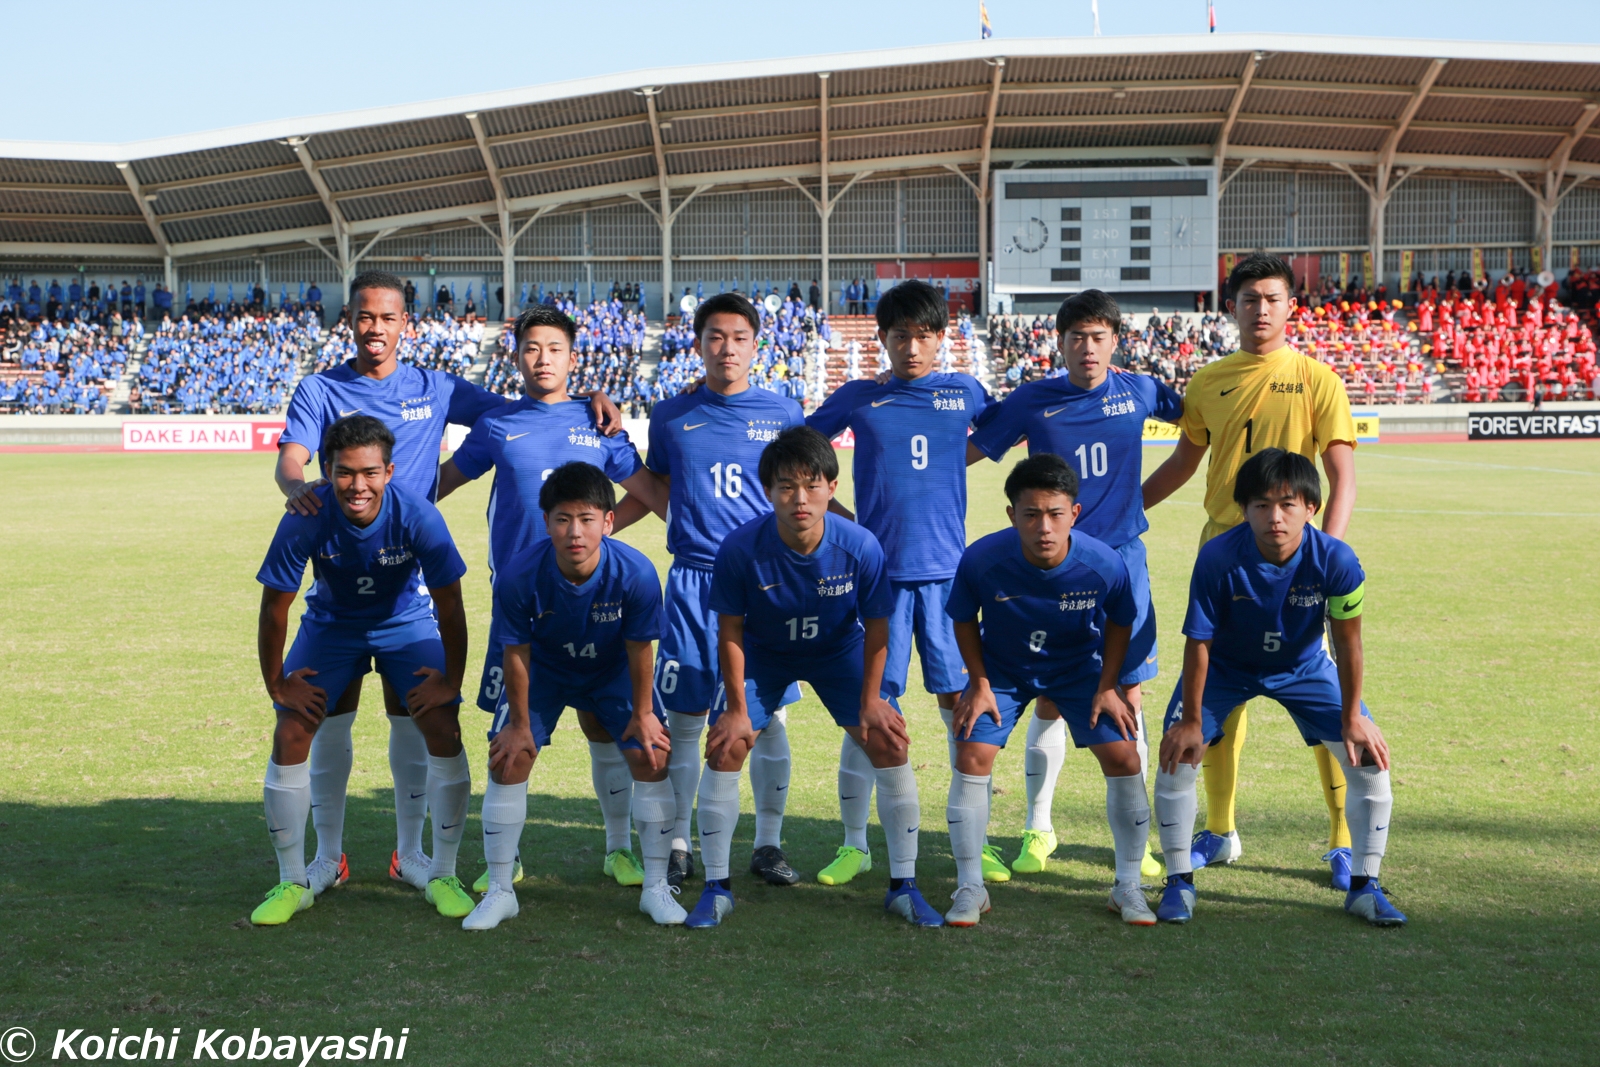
[[696, 426, 943, 927], [946, 454, 1152, 926], [467, 462, 681, 930], [1155, 449, 1403, 926], [252, 416, 471, 925]]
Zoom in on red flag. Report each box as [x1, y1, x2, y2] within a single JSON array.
[[1208, 1, 1216, 31]]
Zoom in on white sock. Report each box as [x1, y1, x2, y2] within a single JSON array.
[[696, 767, 741, 881], [308, 711, 354, 864], [946, 771, 990, 888], [480, 778, 528, 893], [590, 742, 634, 853], [1154, 764, 1199, 875], [388, 715, 429, 857], [263, 760, 311, 886], [838, 734, 874, 853], [875, 762, 921, 879], [750, 708, 790, 849], [1106, 773, 1152, 885], [632, 778, 677, 886], [937, 705, 959, 768], [1324, 741, 1392, 878], [1133, 706, 1150, 781], [425, 751, 471, 881], [666, 712, 706, 854], [1024, 714, 1067, 832]]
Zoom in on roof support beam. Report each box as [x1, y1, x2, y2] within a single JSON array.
[[1212, 52, 1260, 306], [467, 111, 516, 315], [115, 162, 168, 257], [289, 137, 355, 301], [975, 58, 1005, 318], [1354, 58, 1446, 293], [819, 72, 831, 314], [636, 86, 677, 317], [1504, 100, 1600, 274]]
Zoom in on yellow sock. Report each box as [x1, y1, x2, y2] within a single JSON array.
[[1315, 745, 1352, 849], [1201, 704, 1248, 834]]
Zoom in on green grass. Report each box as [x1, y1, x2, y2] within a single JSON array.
[[2, 442, 1597, 1065]]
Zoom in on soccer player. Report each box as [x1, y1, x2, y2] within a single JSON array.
[[1154, 449, 1403, 926], [465, 462, 681, 930], [945, 454, 1149, 926], [695, 426, 942, 927], [969, 289, 1174, 878], [251, 416, 472, 925], [1143, 254, 1359, 888], [642, 293, 806, 889], [434, 305, 665, 892]]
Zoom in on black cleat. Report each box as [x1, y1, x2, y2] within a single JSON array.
[[749, 845, 801, 886], [667, 848, 695, 889]]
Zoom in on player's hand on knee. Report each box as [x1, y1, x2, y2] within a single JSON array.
[[1158, 721, 1204, 775], [284, 478, 326, 516], [1342, 717, 1390, 771], [624, 714, 672, 773], [274, 667, 326, 726], [406, 667, 458, 717], [952, 685, 998, 740], [705, 711, 755, 767], [489, 723, 537, 779], [1089, 685, 1137, 741], [859, 697, 909, 748]]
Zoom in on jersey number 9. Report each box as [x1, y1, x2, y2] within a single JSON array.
[[910, 434, 928, 470]]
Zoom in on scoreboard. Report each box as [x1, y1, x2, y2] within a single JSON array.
[[992, 166, 1217, 295]]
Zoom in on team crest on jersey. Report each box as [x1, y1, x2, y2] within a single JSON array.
[[567, 425, 603, 448], [816, 572, 855, 597], [399, 395, 435, 422], [1286, 582, 1325, 609], [1101, 392, 1138, 417], [1269, 379, 1306, 394], [931, 389, 968, 412], [589, 598, 623, 623], [1058, 589, 1100, 611], [376, 546, 414, 567], [746, 418, 785, 442]]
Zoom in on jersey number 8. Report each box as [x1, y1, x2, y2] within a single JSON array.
[[1028, 629, 1047, 653]]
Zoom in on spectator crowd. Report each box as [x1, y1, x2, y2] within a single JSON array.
[[129, 310, 315, 415]]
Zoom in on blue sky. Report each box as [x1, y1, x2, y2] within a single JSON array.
[[7, 0, 1594, 144]]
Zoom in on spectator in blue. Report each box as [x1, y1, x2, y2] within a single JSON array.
[[135, 281, 147, 320]]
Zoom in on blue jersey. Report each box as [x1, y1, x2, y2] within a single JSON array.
[[256, 483, 467, 628], [282, 360, 506, 500], [945, 527, 1135, 689], [450, 396, 644, 574], [709, 513, 894, 660], [1183, 523, 1365, 674], [806, 372, 994, 581], [494, 537, 664, 688], [646, 385, 805, 569], [968, 371, 1181, 547]]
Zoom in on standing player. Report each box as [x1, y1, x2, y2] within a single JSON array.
[[465, 463, 681, 930], [969, 290, 1172, 878], [434, 305, 665, 891], [945, 454, 1151, 926], [642, 293, 806, 888], [1154, 449, 1402, 926], [251, 416, 473, 925], [1143, 254, 1359, 887], [695, 427, 942, 927]]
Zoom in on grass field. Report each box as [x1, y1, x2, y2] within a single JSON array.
[[2, 441, 1598, 1066]]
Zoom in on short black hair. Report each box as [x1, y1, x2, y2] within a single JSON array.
[[348, 270, 406, 307], [513, 304, 577, 347], [324, 414, 394, 465], [1233, 448, 1322, 511], [1228, 253, 1295, 297], [1004, 452, 1079, 504], [874, 278, 948, 334], [1056, 289, 1121, 334], [758, 425, 839, 488], [538, 461, 616, 514], [693, 292, 760, 337]]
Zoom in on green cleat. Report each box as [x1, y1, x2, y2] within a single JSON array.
[[426, 876, 475, 918], [604, 849, 645, 887], [816, 846, 872, 886], [472, 855, 524, 895], [250, 881, 313, 926], [1141, 843, 1163, 880], [1011, 828, 1058, 874], [981, 844, 1012, 882]]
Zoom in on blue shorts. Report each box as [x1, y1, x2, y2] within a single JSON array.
[[487, 667, 666, 752], [884, 578, 968, 697], [711, 642, 900, 733], [963, 669, 1141, 750], [1116, 537, 1159, 687], [279, 617, 453, 715], [475, 613, 511, 713], [1160, 652, 1372, 747], [655, 563, 799, 714]]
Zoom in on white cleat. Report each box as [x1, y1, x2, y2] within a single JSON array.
[[945, 884, 992, 927], [1107, 881, 1157, 926], [388, 849, 432, 891], [640, 881, 687, 925], [305, 854, 348, 896], [462, 886, 520, 931]]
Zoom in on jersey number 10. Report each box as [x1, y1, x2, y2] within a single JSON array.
[[1073, 442, 1108, 479]]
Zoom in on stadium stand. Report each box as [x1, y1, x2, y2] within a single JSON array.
[[314, 314, 483, 376], [0, 317, 135, 413], [129, 311, 315, 415], [987, 312, 1239, 397], [483, 293, 651, 414]]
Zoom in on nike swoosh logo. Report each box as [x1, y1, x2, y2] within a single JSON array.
[[1331, 784, 1345, 792], [702, 829, 721, 836], [760, 582, 780, 591], [995, 594, 1018, 602], [409, 792, 426, 799], [610, 788, 627, 795], [947, 819, 963, 824], [442, 823, 460, 831], [1043, 407, 1066, 418], [907, 826, 918, 833], [870, 398, 895, 407], [1233, 594, 1255, 601], [684, 422, 708, 431], [507, 432, 530, 441], [1160, 821, 1178, 828], [1135, 817, 1150, 827], [839, 795, 859, 801], [1025, 772, 1040, 777], [660, 827, 673, 834], [1220, 387, 1239, 396], [485, 829, 502, 835], [1374, 825, 1387, 832], [267, 826, 286, 834], [1341, 595, 1364, 611], [775, 785, 787, 791], [339, 408, 360, 416]]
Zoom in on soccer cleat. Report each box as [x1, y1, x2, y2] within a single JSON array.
[[667, 849, 695, 889], [750, 845, 801, 886], [640, 882, 688, 925], [462, 886, 519, 931], [604, 849, 645, 887], [981, 844, 1012, 883], [1189, 830, 1241, 870], [1011, 828, 1058, 874], [884, 880, 945, 927], [425, 876, 475, 919], [945, 884, 991, 927], [1108, 881, 1158, 926], [306, 854, 349, 896], [388, 849, 432, 891], [473, 854, 524, 895], [1156, 875, 1196, 924], [1344, 880, 1407, 926], [685, 882, 735, 928], [250, 881, 313, 926], [1324, 847, 1353, 892], [817, 846, 872, 886], [1141, 843, 1163, 880]]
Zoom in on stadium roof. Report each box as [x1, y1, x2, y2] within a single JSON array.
[[5, 32, 1600, 265]]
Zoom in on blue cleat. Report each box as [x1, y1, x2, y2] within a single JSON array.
[[1156, 875, 1196, 923], [1344, 880, 1407, 926], [1189, 830, 1241, 871], [684, 881, 735, 929], [884, 879, 945, 927], [1323, 847, 1353, 892]]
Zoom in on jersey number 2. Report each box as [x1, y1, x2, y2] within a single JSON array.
[[356, 576, 375, 595]]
